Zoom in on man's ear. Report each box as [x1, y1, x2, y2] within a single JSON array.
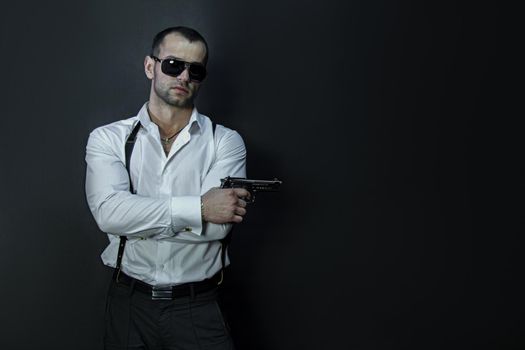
[[144, 56, 154, 80]]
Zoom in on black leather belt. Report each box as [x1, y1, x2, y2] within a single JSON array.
[[115, 271, 222, 300]]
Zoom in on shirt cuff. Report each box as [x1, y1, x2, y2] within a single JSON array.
[[170, 196, 203, 236]]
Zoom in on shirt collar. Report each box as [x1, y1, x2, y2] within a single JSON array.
[[137, 102, 203, 133]]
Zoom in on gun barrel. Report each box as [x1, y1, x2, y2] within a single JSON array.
[[251, 182, 281, 192], [220, 177, 282, 191]]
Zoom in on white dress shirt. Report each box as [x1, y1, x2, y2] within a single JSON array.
[[85, 102, 246, 286]]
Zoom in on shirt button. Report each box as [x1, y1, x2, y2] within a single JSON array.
[[184, 227, 192, 232]]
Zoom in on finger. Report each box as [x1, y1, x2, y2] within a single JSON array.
[[233, 188, 250, 199], [232, 215, 243, 223], [235, 207, 247, 216], [237, 199, 247, 208]]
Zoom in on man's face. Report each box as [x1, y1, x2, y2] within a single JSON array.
[[145, 33, 207, 108]]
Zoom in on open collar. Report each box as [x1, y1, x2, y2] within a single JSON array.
[[137, 102, 203, 134]]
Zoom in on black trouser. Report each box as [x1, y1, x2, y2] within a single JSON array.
[[104, 276, 235, 350]]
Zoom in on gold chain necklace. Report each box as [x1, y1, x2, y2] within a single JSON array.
[[147, 105, 188, 146], [160, 125, 186, 145]]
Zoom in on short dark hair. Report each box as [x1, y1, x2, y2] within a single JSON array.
[[150, 26, 209, 65]]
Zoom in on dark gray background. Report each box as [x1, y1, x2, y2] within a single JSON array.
[[0, 0, 521, 349]]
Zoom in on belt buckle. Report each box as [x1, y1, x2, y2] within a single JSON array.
[[151, 286, 172, 300]]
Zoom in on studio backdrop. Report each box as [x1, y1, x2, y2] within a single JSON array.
[[0, 1, 521, 349]]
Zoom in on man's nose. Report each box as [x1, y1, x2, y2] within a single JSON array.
[[177, 67, 190, 82]]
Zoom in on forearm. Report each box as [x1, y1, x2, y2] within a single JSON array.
[[90, 191, 165, 237], [158, 222, 233, 243], [87, 189, 203, 238]]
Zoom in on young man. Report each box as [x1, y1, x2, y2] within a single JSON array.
[[85, 26, 247, 349]]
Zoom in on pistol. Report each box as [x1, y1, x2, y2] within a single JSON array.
[[220, 176, 282, 203]]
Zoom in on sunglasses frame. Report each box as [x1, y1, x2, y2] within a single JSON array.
[[150, 55, 207, 82]]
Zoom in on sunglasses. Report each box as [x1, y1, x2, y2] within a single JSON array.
[[150, 55, 207, 82]]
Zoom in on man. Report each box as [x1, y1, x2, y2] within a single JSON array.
[[85, 26, 248, 349]]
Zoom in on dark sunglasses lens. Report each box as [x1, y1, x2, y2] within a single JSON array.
[[160, 59, 206, 82], [189, 65, 207, 82], [161, 59, 185, 77]]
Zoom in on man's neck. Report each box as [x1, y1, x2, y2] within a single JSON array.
[[147, 101, 193, 137]]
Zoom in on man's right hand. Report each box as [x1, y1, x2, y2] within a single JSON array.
[[201, 188, 250, 224]]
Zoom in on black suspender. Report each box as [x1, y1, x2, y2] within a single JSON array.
[[115, 121, 228, 281], [125, 122, 142, 194], [115, 121, 142, 281], [212, 122, 231, 279]]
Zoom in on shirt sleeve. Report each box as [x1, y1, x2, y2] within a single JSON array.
[[85, 127, 176, 238], [165, 127, 247, 243]]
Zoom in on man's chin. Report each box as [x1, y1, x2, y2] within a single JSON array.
[[172, 100, 194, 108], [165, 96, 194, 109]]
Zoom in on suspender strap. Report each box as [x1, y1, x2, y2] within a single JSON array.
[[125, 121, 142, 194], [115, 121, 142, 278], [212, 121, 231, 278]]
